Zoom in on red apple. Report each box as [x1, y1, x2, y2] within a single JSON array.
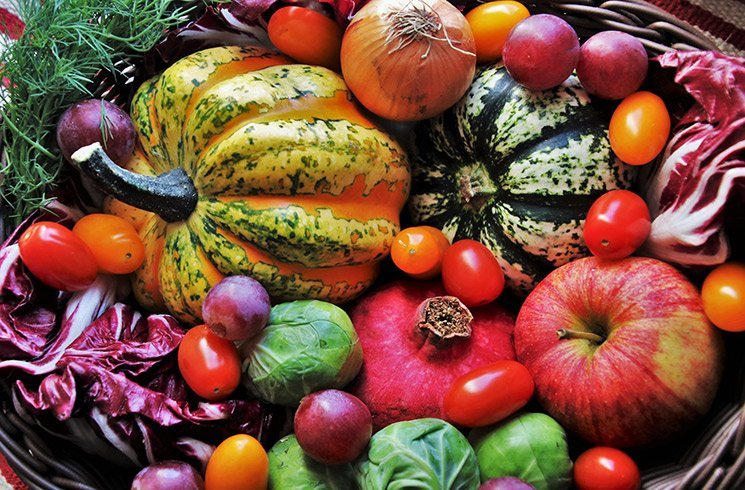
[[514, 256, 724, 447]]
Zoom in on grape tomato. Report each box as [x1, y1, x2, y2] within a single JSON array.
[[574, 446, 641, 490], [444, 360, 534, 428], [609, 91, 670, 165], [441, 239, 504, 307], [391, 226, 450, 279], [205, 434, 268, 490], [465, 1, 530, 63], [701, 262, 745, 332], [583, 190, 651, 260], [72, 213, 145, 274], [18, 221, 98, 291], [177, 325, 241, 401], [267, 6, 343, 71]]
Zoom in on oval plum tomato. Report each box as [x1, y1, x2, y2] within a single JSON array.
[[267, 6, 343, 71], [444, 360, 534, 428], [177, 325, 241, 401], [391, 226, 450, 279], [441, 239, 504, 307], [609, 91, 670, 165], [701, 262, 745, 332], [205, 434, 268, 490], [72, 213, 145, 275], [18, 222, 98, 291], [465, 1, 530, 63], [574, 446, 641, 490], [583, 190, 651, 260]]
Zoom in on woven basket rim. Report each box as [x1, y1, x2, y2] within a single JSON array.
[[0, 1, 741, 489]]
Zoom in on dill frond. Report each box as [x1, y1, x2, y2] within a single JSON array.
[[0, 0, 197, 226]]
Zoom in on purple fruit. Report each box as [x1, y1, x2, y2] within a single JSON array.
[[294, 389, 372, 465], [577, 31, 649, 100], [57, 99, 136, 166], [130, 461, 204, 490], [502, 14, 580, 91], [202, 275, 271, 341], [480, 477, 536, 490]]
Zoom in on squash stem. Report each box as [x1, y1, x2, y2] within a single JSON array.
[[71, 142, 198, 223]]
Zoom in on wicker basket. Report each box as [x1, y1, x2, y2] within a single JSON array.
[[0, 1, 742, 489]]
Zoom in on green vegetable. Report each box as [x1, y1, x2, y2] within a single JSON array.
[[469, 413, 572, 490], [240, 300, 363, 406], [355, 418, 480, 490], [268, 434, 358, 490], [0, 0, 194, 225]]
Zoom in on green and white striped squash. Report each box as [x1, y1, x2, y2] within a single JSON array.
[[408, 65, 635, 294]]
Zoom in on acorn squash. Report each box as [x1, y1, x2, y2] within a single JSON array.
[[75, 45, 410, 324], [408, 65, 634, 294]]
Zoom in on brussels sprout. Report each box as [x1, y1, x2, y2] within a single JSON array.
[[356, 418, 480, 490], [241, 300, 363, 406], [469, 413, 572, 490], [268, 434, 358, 490]]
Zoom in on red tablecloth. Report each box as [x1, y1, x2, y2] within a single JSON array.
[[0, 0, 742, 489]]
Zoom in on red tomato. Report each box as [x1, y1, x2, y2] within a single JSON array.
[[178, 325, 241, 401], [18, 222, 98, 291], [443, 360, 534, 427], [72, 213, 145, 275], [465, 1, 531, 63], [205, 434, 268, 490], [267, 6, 343, 71], [583, 190, 651, 260], [391, 226, 451, 279], [441, 239, 504, 307], [701, 262, 745, 332], [609, 91, 670, 165], [574, 446, 641, 490]]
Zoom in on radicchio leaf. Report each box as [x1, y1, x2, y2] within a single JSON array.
[[641, 51, 745, 267]]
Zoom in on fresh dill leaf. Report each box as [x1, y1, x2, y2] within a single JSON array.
[[0, 0, 199, 226]]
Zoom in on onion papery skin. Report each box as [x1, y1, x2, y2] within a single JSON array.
[[341, 0, 476, 122]]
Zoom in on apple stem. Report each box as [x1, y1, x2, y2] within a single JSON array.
[[556, 328, 605, 343]]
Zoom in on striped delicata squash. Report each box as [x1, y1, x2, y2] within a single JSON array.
[[74, 45, 410, 324], [409, 64, 635, 294]]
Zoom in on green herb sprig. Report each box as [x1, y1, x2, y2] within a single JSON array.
[[0, 0, 198, 226]]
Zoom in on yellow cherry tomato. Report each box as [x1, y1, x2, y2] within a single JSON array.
[[72, 213, 145, 274], [466, 1, 530, 63], [390, 226, 451, 279], [701, 262, 745, 332], [609, 91, 671, 165], [205, 434, 269, 490]]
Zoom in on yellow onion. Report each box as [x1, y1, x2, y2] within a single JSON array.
[[341, 0, 476, 121]]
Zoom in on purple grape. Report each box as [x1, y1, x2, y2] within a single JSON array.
[[294, 389, 372, 465], [202, 275, 271, 341], [57, 99, 136, 166], [502, 14, 580, 91], [130, 461, 204, 490], [480, 477, 536, 490], [577, 31, 649, 100]]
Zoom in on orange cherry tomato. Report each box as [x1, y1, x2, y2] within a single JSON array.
[[701, 262, 745, 332], [609, 91, 670, 165], [267, 6, 343, 71], [574, 446, 641, 490], [443, 360, 534, 428], [205, 434, 269, 490], [178, 325, 241, 401], [18, 222, 98, 291], [465, 1, 530, 63], [390, 226, 451, 279], [72, 213, 145, 274]]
